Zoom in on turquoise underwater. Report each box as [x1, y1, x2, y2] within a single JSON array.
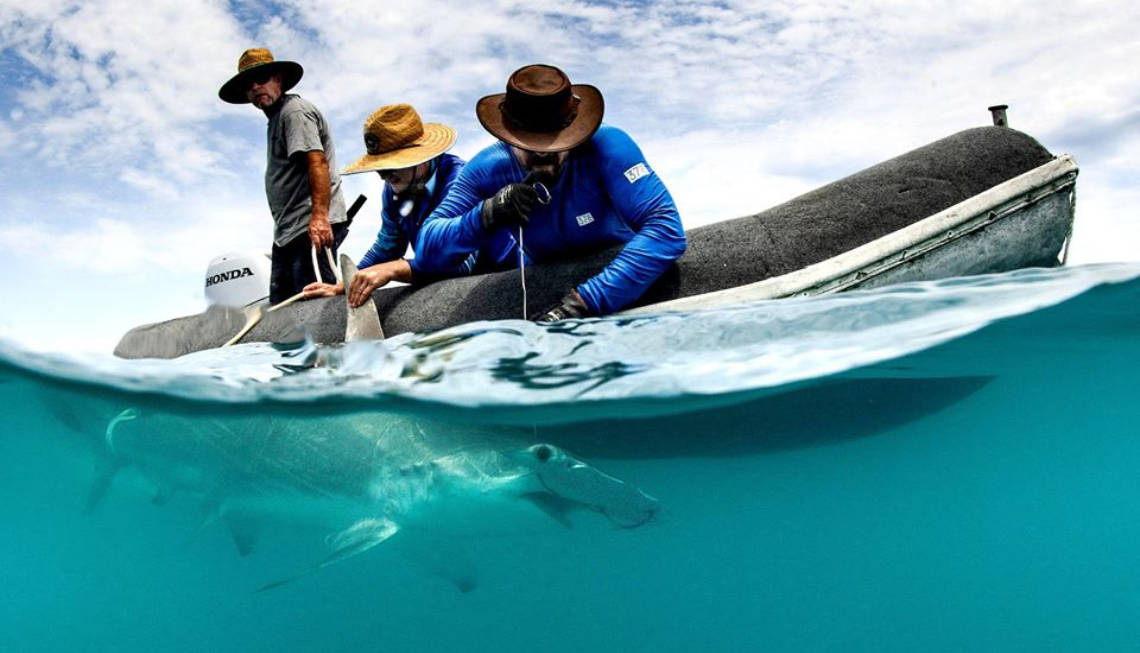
[[2, 262, 1139, 653]]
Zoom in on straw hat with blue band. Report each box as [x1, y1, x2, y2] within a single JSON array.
[[218, 48, 304, 105], [342, 104, 457, 175]]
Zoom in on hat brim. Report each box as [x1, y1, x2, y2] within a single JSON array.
[[341, 123, 457, 175], [475, 84, 604, 153], [218, 60, 304, 104]]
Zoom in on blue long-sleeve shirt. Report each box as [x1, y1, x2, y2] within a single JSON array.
[[359, 153, 484, 275], [416, 125, 686, 314]]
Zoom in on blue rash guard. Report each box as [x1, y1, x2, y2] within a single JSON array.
[[357, 153, 510, 277], [415, 125, 686, 314]]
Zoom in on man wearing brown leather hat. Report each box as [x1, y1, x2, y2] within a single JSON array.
[[302, 103, 514, 307], [219, 48, 348, 304], [416, 64, 686, 320]]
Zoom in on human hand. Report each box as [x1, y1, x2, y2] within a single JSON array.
[[309, 216, 333, 249], [480, 182, 539, 231], [533, 289, 592, 322], [348, 264, 392, 308], [301, 281, 343, 299]]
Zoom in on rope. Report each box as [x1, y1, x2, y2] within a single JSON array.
[[224, 244, 335, 348], [326, 246, 343, 286], [519, 225, 527, 318], [520, 180, 552, 320]]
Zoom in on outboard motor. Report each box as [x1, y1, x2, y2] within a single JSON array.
[[204, 251, 271, 307]]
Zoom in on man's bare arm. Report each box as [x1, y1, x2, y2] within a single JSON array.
[[348, 259, 412, 307], [305, 150, 333, 249], [302, 259, 413, 306]]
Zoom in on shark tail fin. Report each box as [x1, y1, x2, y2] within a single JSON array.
[[255, 518, 399, 593]]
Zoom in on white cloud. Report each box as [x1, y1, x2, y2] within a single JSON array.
[[0, 186, 274, 352], [1, 0, 246, 184], [1066, 174, 1140, 265]]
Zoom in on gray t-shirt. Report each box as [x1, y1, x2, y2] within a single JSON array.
[[265, 94, 348, 246]]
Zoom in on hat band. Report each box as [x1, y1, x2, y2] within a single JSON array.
[[365, 134, 424, 156], [500, 94, 581, 133]]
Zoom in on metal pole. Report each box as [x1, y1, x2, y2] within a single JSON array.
[[988, 104, 1010, 127]]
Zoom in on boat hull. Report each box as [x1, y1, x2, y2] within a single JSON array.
[[115, 126, 1074, 359]]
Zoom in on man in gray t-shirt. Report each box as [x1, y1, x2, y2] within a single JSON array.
[[219, 48, 348, 303]]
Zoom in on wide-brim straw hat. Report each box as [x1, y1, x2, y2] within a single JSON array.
[[342, 104, 457, 175], [218, 48, 304, 104], [476, 64, 603, 153]]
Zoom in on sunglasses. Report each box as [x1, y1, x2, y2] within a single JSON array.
[[246, 69, 276, 89], [378, 168, 411, 181]]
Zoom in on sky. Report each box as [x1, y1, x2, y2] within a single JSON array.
[[0, 0, 1137, 353]]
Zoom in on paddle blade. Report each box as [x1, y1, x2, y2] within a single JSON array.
[[221, 305, 265, 347]]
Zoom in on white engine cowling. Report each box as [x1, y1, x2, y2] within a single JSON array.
[[204, 251, 271, 307]]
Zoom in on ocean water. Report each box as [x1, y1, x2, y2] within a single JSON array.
[[2, 262, 1139, 653]]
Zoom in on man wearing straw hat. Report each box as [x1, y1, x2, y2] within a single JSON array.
[[219, 48, 349, 304], [416, 64, 686, 320], [302, 104, 513, 307]]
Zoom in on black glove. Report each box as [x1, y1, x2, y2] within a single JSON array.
[[481, 182, 538, 231], [533, 290, 593, 322]]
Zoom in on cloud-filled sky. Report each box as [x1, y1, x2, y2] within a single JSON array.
[[0, 0, 1137, 353]]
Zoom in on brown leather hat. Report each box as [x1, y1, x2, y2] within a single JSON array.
[[476, 64, 604, 153], [218, 48, 303, 105]]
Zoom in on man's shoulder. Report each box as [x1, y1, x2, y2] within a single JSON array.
[[279, 94, 324, 119], [466, 141, 512, 170], [437, 153, 466, 187], [576, 124, 650, 174], [439, 152, 466, 173], [588, 124, 638, 150]]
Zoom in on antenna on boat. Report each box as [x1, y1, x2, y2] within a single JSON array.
[[988, 104, 1010, 127]]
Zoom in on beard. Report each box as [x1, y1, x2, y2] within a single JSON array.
[[392, 180, 428, 198], [525, 159, 564, 186]]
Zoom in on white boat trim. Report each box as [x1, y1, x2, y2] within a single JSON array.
[[623, 154, 1078, 315]]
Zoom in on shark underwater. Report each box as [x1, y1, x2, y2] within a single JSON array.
[[6, 270, 657, 593], [95, 406, 660, 592]]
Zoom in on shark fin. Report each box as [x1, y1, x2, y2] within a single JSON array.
[[151, 486, 175, 507], [522, 492, 577, 530], [255, 518, 399, 593], [43, 393, 91, 435], [183, 499, 224, 549], [198, 499, 223, 528], [84, 459, 120, 513], [224, 515, 261, 557], [393, 536, 479, 593], [340, 254, 385, 341]]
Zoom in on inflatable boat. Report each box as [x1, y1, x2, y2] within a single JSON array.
[[115, 122, 1077, 359]]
